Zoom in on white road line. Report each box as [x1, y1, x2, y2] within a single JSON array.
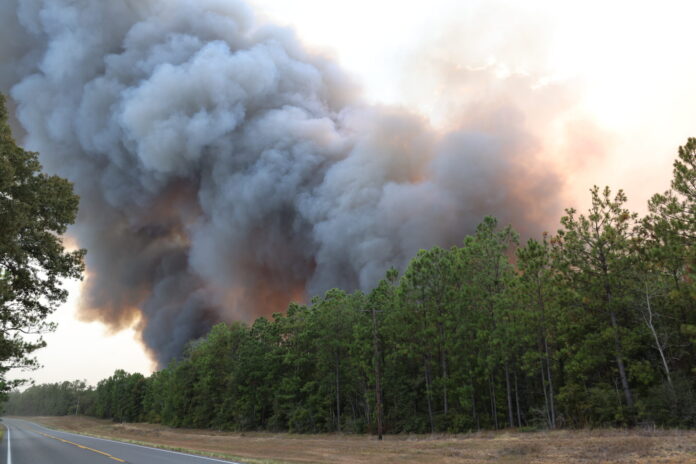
[[14, 419, 240, 464], [6, 425, 11, 464]]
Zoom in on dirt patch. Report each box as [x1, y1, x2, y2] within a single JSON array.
[[573, 436, 655, 461], [15, 416, 696, 464], [498, 442, 544, 457]]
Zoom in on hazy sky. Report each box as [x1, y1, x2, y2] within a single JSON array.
[[11, 0, 696, 386]]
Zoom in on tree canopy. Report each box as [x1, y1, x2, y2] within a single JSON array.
[[5, 137, 695, 432], [0, 94, 84, 395]]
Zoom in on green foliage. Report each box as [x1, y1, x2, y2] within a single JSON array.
[[551, 186, 643, 422], [5, 138, 695, 433], [0, 94, 85, 398], [4, 380, 93, 416], [94, 370, 146, 422]]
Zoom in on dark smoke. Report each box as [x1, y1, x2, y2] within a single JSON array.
[[0, 0, 567, 365]]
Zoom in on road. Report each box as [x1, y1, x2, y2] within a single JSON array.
[[0, 418, 241, 464]]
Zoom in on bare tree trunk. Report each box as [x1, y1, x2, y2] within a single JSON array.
[[489, 375, 499, 430], [514, 371, 522, 427], [598, 246, 633, 410], [335, 353, 341, 432], [609, 309, 634, 408], [642, 283, 674, 391], [505, 362, 514, 428], [439, 326, 449, 416], [371, 307, 384, 440], [537, 284, 556, 428], [364, 378, 371, 428], [544, 338, 556, 428], [540, 360, 553, 428], [424, 358, 435, 434], [468, 368, 480, 430], [351, 397, 356, 424], [471, 385, 480, 431]]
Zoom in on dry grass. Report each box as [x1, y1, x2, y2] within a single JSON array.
[[17, 416, 696, 464]]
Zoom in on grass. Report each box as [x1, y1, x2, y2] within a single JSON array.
[[16, 415, 696, 464]]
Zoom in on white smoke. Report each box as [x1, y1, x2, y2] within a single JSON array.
[[1, 0, 567, 364]]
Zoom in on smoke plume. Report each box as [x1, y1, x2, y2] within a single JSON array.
[[1, 0, 573, 364]]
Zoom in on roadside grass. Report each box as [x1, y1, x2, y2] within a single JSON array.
[[13, 417, 299, 464], [17, 416, 696, 464], [8, 418, 291, 464]]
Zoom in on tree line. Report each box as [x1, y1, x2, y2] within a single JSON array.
[[5, 139, 695, 433]]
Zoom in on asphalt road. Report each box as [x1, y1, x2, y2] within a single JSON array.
[[0, 418, 241, 464]]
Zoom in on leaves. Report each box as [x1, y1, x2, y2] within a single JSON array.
[[0, 94, 85, 397], [5, 135, 696, 431]]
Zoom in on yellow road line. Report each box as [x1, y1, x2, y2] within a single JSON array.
[[35, 430, 126, 462]]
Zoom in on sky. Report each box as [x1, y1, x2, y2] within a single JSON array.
[[10, 0, 696, 386]]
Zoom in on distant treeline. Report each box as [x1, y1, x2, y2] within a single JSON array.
[[5, 139, 696, 433]]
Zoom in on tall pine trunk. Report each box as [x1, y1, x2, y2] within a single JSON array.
[[642, 283, 674, 392], [609, 308, 634, 408], [424, 357, 435, 433], [439, 325, 449, 416], [540, 361, 552, 428], [472, 387, 480, 430], [469, 369, 480, 430], [537, 286, 556, 428], [489, 375, 499, 429], [544, 340, 556, 428], [335, 352, 341, 432], [371, 306, 384, 440], [514, 371, 522, 427], [598, 247, 633, 410], [504, 362, 514, 428]]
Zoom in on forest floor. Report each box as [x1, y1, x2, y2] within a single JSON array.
[[17, 416, 696, 464]]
